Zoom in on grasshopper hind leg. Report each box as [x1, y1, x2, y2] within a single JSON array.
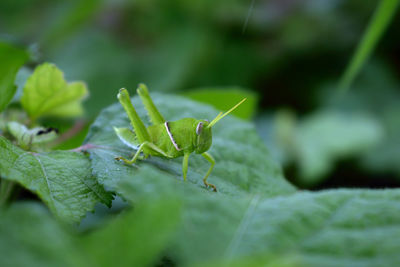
[[137, 84, 166, 125]]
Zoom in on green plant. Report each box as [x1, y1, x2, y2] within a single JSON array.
[[339, 0, 400, 90], [0, 54, 400, 266], [1, 2, 400, 265]]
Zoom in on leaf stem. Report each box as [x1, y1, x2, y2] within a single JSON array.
[[49, 119, 87, 148], [338, 0, 400, 91]]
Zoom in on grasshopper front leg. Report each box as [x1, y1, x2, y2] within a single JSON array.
[[116, 141, 171, 164], [201, 152, 217, 192], [182, 152, 217, 192], [182, 152, 190, 181]]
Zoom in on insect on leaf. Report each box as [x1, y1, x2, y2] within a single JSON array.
[[84, 93, 294, 196]]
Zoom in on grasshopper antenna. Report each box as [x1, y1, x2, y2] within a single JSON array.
[[207, 98, 247, 128]]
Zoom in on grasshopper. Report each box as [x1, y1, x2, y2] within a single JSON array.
[[114, 84, 246, 192]]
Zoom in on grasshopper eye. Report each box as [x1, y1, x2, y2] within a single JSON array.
[[196, 122, 203, 135]]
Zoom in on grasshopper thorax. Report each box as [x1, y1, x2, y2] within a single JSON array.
[[194, 119, 212, 154]]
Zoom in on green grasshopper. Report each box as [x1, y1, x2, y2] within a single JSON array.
[[114, 84, 246, 192]]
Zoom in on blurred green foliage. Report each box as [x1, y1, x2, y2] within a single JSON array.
[[2, 0, 396, 116], [323, 62, 400, 180], [258, 109, 383, 186], [0, 199, 181, 267], [1, 0, 400, 266], [0, 42, 29, 112]]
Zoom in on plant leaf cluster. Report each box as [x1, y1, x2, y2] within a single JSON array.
[[1, 1, 400, 263], [2, 64, 399, 265]]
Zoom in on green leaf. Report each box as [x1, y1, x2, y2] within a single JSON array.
[[293, 110, 383, 185], [197, 254, 300, 267], [0, 199, 181, 267], [183, 87, 258, 120], [0, 42, 29, 112], [117, 174, 400, 266], [320, 63, 400, 179], [20, 63, 88, 120], [84, 93, 294, 196], [81, 198, 181, 267], [257, 110, 383, 185], [360, 105, 400, 177], [0, 136, 112, 223], [44, 81, 87, 117], [0, 202, 83, 267], [339, 0, 400, 90]]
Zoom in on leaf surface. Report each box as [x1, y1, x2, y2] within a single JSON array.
[[117, 172, 400, 266], [0, 136, 112, 223], [81, 198, 181, 267], [0, 203, 82, 267], [0, 200, 181, 267]]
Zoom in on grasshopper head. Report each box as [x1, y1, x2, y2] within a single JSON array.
[[194, 119, 212, 154], [194, 98, 246, 154]]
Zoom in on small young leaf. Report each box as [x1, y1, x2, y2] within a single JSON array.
[[84, 93, 294, 196], [0, 136, 112, 223], [0, 42, 29, 112], [20, 63, 88, 120]]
